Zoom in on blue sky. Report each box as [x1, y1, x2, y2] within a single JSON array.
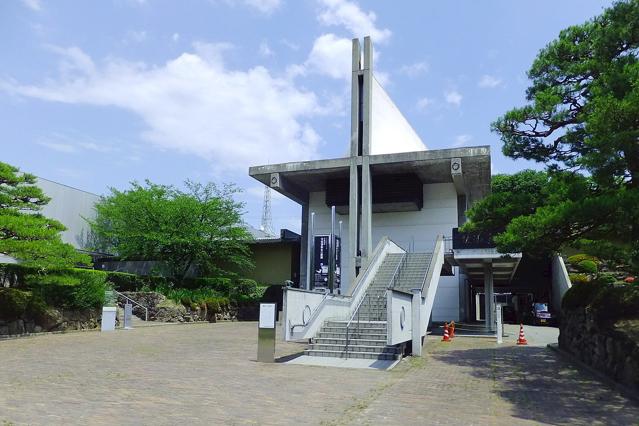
[[1, 0, 613, 232]]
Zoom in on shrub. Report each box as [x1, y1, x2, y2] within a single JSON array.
[[569, 273, 590, 284], [204, 297, 229, 313], [562, 280, 606, 310], [0, 288, 32, 320], [576, 259, 598, 274], [105, 272, 169, 292], [25, 268, 108, 310], [567, 254, 600, 265], [185, 277, 233, 295]]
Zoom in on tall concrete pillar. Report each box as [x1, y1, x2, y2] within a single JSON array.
[[350, 38, 361, 157], [484, 262, 494, 331], [361, 156, 373, 263], [300, 203, 310, 290], [359, 36, 373, 264], [347, 159, 359, 284]]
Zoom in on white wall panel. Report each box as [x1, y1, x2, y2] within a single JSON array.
[[37, 178, 100, 249]]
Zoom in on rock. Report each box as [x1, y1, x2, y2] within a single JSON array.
[[34, 325, 42, 333], [155, 299, 187, 322], [39, 308, 64, 331]]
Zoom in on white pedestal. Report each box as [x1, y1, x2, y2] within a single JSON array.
[[101, 307, 117, 332]]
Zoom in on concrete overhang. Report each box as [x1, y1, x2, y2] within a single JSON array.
[[447, 248, 523, 285], [248, 146, 491, 205]]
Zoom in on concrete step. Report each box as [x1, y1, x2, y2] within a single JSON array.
[[314, 337, 388, 347], [320, 326, 386, 334], [317, 331, 387, 340], [325, 321, 385, 328], [310, 344, 398, 354], [304, 349, 399, 361]]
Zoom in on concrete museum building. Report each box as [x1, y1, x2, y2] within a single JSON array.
[[249, 37, 523, 360]]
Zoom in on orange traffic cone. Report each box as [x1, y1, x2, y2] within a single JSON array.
[[516, 323, 528, 345], [442, 322, 451, 342], [450, 321, 456, 338]]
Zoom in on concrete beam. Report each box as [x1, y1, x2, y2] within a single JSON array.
[[268, 173, 308, 205], [368, 146, 490, 165], [348, 158, 359, 283]]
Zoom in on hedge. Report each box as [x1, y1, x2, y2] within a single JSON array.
[[0, 264, 108, 311], [104, 271, 168, 292], [562, 279, 639, 323]]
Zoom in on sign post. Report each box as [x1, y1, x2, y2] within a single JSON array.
[[123, 303, 133, 330], [496, 303, 503, 344], [257, 303, 277, 363]]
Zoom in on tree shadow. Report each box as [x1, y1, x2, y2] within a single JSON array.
[[432, 346, 639, 425]]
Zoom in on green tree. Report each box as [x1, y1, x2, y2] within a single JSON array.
[[89, 180, 253, 283], [0, 161, 90, 268], [468, 1, 639, 270]]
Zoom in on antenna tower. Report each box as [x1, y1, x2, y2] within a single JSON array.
[[260, 185, 275, 237]]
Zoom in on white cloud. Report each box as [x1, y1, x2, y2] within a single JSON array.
[[44, 45, 96, 76], [244, 0, 281, 13], [399, 61, 429, 78], [246, 185, 285, 201], [416, 97, 433, 111], [293, 33, 352, 80], [444, 89, 462, 107], [453, 134, 472, 147], [280, 39, 299, 51], [4, 44, 324, 174], [317, 0, 391, 43], [478, 74, 502, 88], [38, 141, 76, 153], [37, 133, 117, 154], [21, 0, 41, 11], [259, 40, 274, 57], [227, 0, 281, 13]]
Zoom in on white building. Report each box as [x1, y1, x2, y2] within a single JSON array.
[[249, 37, 522, 362]]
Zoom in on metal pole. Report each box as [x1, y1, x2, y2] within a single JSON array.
[[329, 206, 336, 293], [309, 212, 315, 290]]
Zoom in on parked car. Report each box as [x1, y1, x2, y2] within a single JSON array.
[[531, 303, 553, 326]]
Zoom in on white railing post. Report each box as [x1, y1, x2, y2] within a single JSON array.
[[411, 288, 422, 356], [496, 304, 503, 344]]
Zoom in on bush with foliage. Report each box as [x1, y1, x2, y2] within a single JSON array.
[[25, 269, 108, 310], [104, 271, 168, 292], [0, 264, 108, 311], [562, 278, 639, 324]]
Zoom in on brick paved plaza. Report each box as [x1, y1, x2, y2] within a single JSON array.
[[1, 322, 638, 425]]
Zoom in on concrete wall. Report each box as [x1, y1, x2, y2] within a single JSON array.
[[307, 182, 461, 321], [551, 254, 572, 316], [247, 242, 295, 285], [37, 178, 99, 250]]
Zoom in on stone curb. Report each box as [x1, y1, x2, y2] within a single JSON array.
[[0, 320, 233, 342], [547, 343, 639, 404]]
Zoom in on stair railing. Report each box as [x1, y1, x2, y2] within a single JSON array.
[[113, 290, 149, 322], [344, 292, 372, 358], [368, 252, 408, 322]]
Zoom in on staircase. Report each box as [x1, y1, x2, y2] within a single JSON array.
[[304, 252, 433, 361]]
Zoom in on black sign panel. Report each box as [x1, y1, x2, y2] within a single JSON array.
[[313, 235, 341, 292], [313, 235, 330, 290]]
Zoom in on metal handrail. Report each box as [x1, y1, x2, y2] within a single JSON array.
[[344, 292, 372, 358], [421, 235, 444, 292], [388, 252, 407, 291], [346, 237, 390, 297], [113, 290, 149, 322]]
